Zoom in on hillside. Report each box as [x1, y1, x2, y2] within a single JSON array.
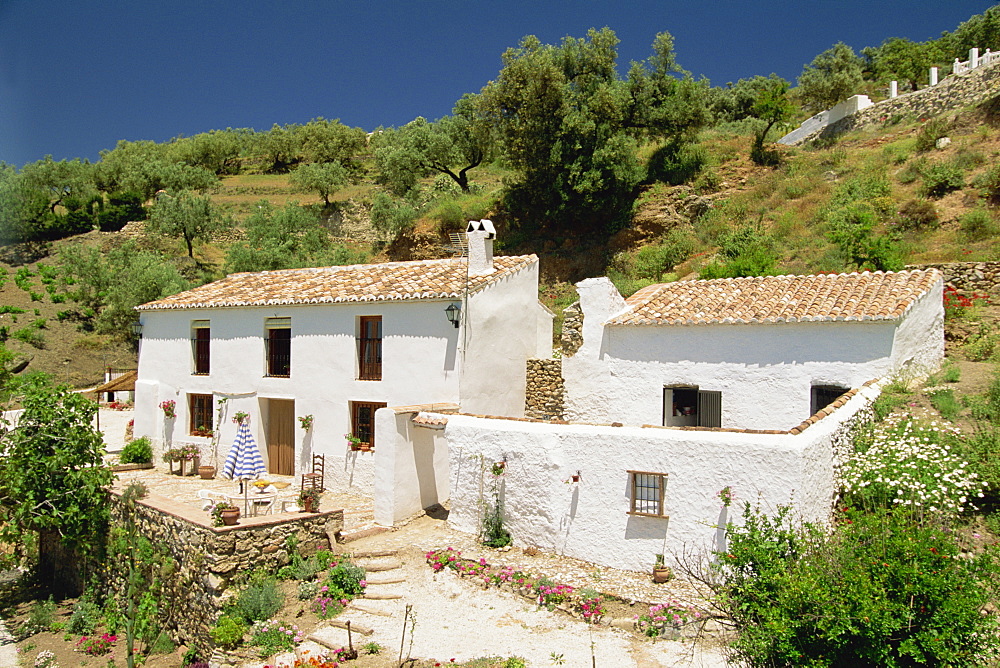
[[2, 96, 999, 385]]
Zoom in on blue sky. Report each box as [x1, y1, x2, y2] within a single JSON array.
[[0, 1, 994, 166]]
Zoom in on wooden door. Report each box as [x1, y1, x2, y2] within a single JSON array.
[[267, 399, 295, 476]]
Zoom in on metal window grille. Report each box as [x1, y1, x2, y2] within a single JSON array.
[[358, 316, 382, 380], [351, 401, 387, 447], [192, 325, 210, 375], [189, 394, 213, 434], [265, 327, 291, 377], [628, 471, 667, 517]]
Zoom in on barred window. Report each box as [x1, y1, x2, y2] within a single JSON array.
[[189, 393, 213, 436], [265, 317, 291, 377], [628, 470, 668, 518], [192, 320, 210, 375]]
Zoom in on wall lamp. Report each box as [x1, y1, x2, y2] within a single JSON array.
[[131, 321, 144, 339], [444, 303, 461, 328]]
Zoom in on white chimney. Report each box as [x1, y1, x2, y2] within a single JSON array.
[[466, 219, 496, 276]]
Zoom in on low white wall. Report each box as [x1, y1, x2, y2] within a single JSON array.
[[373, 408, 451, 525], [439, 384, 877, 572]]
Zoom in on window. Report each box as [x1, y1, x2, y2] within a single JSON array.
[[192, 320, 210, 375], [265, 318, 291, 377], [189, 393, 213, 436], [811, 385, 848, 415], [351, 401, 387, 448], [358, 316, 382, 380], [663, 387, 722, 428], [628, 470, 668, 518]]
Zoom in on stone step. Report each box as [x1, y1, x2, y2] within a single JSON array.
[[362, 592, 403, 600], [357, 558, 403, 572], [351, 549, 398, 559], [349, 601, 394, 617], [365, 576, 405, 585], [328, 619, 374, 635]]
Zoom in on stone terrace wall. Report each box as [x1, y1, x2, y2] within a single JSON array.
[[909, 261, 1000, 296], [791, 60, 1000, 145], [108, 490, 343, 653], [524, 359, 565, 420]]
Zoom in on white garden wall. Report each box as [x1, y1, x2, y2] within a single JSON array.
[[429, 382, 878, 572]]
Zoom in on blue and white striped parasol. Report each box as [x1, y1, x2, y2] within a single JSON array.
[[223, 420, 266, 482]]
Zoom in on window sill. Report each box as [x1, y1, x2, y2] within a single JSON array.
[[264, 374, 291, 379], [357, 378, 382, 382], [192, 372, 210, 376], [626, 511, 670, 519]]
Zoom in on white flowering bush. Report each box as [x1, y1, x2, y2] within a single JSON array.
[[842, 416, 985, 516], [34, 651, 58, 668]]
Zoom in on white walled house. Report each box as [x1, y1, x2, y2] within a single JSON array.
[[562, 270, 944, 430], [133, 223, 552, 494], [376, 268, 945, 570]]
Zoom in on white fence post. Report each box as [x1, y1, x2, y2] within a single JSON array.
[[930, 66, 938, 85], [889, 81, 898, 98], [971, 47, 980, 68]]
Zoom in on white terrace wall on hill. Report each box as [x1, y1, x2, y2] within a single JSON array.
[[560, 277, 942, 431], [439, 385, 875, 572]]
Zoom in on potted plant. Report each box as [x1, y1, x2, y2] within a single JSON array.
[[212, 502, 240, 527], [653, 554, 673, 584], [198, 464, 216, 480], [232, 411, 249, 425], [345, 433, 366, 451], [299, 487, 321, 513], [299, 414, 314, 431], [159, 399, 176, 419]]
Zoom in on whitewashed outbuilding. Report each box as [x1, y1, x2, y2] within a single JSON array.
[[377, 269, 945, 571], [133, 222, 552, 494]]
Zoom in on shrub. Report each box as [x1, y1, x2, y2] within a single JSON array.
[[631, 231, 696, 280], [973, 164, 1000, 203], [119, 436, 153, 464], [22, 597, 56, 634], [914, 116, 950, 152], [297, 580, 319, 601], [67, 599, 102, 635], [843, 416, 984, 516], [646, 139, 707, 185], [895, 198, 938, 231], [928, 388, 962, 421], [324, 562, 366, 597], [209, 616, 246, 650], [965, 327, 1000, 361], [720, 503, 1000, 667], [959, 208, 997, 241], [921, 162, 964, 198], [233, 573, 284, 623], [249, 619, 303, 659]]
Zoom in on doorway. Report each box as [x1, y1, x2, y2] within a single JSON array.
[[266, 398, 295, 476]]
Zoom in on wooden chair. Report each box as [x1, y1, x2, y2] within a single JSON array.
[[300, 454, 325, 493]]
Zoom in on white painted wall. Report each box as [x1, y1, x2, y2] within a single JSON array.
[[561, 277, 943, 430], [459, 261, 545, 417], [373, 407, 450, 525], [437, 383, 877, 572]]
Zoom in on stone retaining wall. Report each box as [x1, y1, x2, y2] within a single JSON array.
[[909, 261, 1000, 295], [108, 489, 343, 653], [790, 59, 1000, 145], [524, 359, 565, 420], [560, 302, 583, 357]]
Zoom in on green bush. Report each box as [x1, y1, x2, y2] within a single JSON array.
[[965, 327, 1000, 361], [119, 436, 153, 464], [22, 597, 56, 634], [370, 191, 419, 235], [233, 573, 284, 623], [67, 599, 102, 634], [973, 164, 1000, 203], [325, 562, 366, 597], [921, 162, 965, 198], [914, 116, 950, 153], [631, 231, 696, 280], [959, 208, 997, 242], [209, 615, 246, 649], [895, 198, 938, 231], [928, 388, 962, 421], [646, 139, 707, 185], [719, 503, 1000, 668]]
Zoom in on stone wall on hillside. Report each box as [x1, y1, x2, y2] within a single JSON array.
[[524, 358, 565, 420], [108, 490, 343, 654], [789, 60, 1000, 145], [909, 261, 1000, 296]]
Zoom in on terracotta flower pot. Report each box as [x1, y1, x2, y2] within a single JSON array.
[[653, 566, 673, 584], [303, 499, 315, 513], [220, 508, 240, 526], [198, 466, 216, 480]]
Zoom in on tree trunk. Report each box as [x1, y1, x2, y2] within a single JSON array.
[[37, 529, 83, 595]]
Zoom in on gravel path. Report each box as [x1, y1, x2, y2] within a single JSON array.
[[0, 618, 17, 668], [246, 515, 730, 668]]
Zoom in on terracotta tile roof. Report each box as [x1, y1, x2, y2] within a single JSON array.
[[607, 269, 942, 326], [137, 256, 537, 311]]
